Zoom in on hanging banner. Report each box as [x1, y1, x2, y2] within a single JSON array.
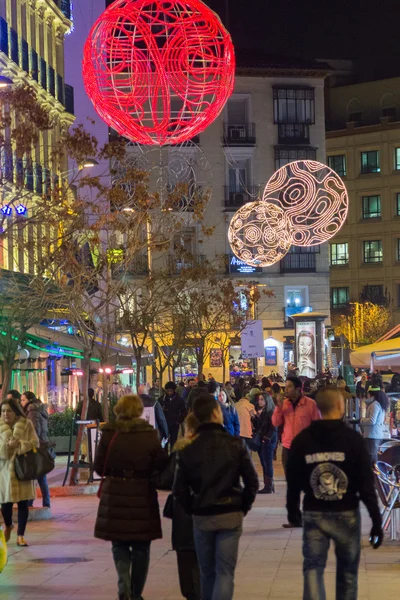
[[210, 348, 223, 367], [241, 320, 264, 359], [296, 321, 317, 379]]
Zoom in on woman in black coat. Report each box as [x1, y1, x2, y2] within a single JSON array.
[[156, 413, 200, 600], [94, 394, 168, 600], [252, 393, 277, 494]]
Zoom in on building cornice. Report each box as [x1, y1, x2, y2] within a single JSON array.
[[326, 120, 400, 138], [236, 67, 332, 79], [36, 0, 72, 33]]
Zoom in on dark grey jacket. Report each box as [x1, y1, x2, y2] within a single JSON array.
[[25, 400, 49, 443]]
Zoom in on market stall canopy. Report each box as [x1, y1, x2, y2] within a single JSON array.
[[350, 338, 400, 369]]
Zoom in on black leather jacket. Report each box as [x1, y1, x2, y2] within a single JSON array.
[[173, 423, 259, 516]]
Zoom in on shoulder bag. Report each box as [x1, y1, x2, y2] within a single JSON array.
[[15, 446, 55, 481]]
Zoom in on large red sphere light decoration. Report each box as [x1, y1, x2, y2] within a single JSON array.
[[228, 202, 292, 268], [83, 0, 235, 145], [263, 160, 348, 247]]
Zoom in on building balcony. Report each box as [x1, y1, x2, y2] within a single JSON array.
[[111, 255, 149, 279], [278, 123, 310, 145], [224, 186, 259, 209], [168, 254, 206, 275], [280, 253, 316, 273], [223, 123, 256, 146]]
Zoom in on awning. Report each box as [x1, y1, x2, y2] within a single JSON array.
[[26, 325, 134, 365], [350, 338, 400, 369]]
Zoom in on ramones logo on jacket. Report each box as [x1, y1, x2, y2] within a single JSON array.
[[309, 462, 348, 501]]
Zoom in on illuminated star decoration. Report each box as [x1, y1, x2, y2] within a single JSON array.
[[263, 160, 348, 247], [83, 0, 235, 145], [228, 201, 292, 267], [1, 205, 12, 216]]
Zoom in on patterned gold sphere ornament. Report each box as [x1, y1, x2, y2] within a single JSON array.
[[228, 201, 292, 267], [263, 160, 348, 247]]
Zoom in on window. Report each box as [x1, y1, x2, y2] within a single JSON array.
[[330, 243, 349, 265], [348, 112, 361, 123], [382, 106, 396, 119], [274, 148, 316, 170], [331, 287, 349, 309], [397, 193, 400, 216], [398, 239, 400, 261], [362, 195, 381, 218], [273, 88, 315, 124], [328, 155, 346, 177], [361, 151, 380, 174], [361, 285, 386, 305], [285, 286, 308, 309], [395, 148, 400, 170], [363, 240, 383, 263], [227, 98, 247, 124]]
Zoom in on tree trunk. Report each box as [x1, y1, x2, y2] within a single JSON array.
[[101, 370, 109, 421], [222, 357, 226, 384], [69, 354, 91, 486], [135, 353, 142, 392], [1, 361, 13, 399]]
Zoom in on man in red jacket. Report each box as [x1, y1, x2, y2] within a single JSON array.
[[272, 376, 321, 527]]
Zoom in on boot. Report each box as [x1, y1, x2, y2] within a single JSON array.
[[258, 475, 274, 494]]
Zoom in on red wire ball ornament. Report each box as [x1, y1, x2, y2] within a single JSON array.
[[228, 202, 292, 268], [262, 160, 349, 247], [83, 0, 235, 145]]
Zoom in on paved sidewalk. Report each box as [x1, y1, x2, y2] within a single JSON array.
[[1, 463, 399, 599]]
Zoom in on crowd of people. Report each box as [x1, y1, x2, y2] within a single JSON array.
[[0, 369, 391, 599]]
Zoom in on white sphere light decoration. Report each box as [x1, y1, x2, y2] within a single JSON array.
[[262, 159, 349, 247], [228, 201, 292, 267]]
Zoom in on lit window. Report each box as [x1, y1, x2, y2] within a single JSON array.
[[363, 240, 383, 263], [330, 243, 349, 265], [361, 151, 380, 174], [395, 148, 400, 170], [328, 155, 346, 177], [397, 193, 400, 216], [362, 195, 381, 218], [331, 287, 349, 308]]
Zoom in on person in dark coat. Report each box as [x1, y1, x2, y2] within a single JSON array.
[[173, 393, 259, 600], [186, 381, 207, 412], [156, 412, 200, 600], [159, 381, 187, 449], [21, 391, 51, 508], [138, 384, 169, 441], [94, 394, 168, 600], [252, 393, 277, 494], [76, 388, 103, 421]]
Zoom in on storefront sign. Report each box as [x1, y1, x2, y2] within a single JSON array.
[[229, 255, 262, 274], [241, 320, 264, 359], [210, 348, 223, 367], [265, 346, 277, 366], [296, 321, 317, 379]]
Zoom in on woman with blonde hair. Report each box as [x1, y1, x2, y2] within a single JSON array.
[[94, 394, 168, 600], [0, 397, 39, 547]]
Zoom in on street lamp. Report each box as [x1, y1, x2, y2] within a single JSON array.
[[82, 158, 99, 168]]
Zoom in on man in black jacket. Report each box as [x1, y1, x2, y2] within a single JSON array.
[[159, 381, 187, 449], [286, 387, 383, 600], [173, 393, 258, 600]]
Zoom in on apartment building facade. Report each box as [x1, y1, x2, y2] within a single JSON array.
[[0, 0, 75, 273], [118, 54, 331, 377], [326, 77, 400, 324]]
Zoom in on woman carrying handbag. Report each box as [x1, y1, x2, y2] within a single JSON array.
[[94, 394, 168, 600], [252, 393, 277, 494], [0, 398, 39, 547]]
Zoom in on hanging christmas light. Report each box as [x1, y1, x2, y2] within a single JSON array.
[[263, 160, 348, 247], [228, 201, 291, 268], [83, 0, 235, 145]]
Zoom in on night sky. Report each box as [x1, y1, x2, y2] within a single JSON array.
[[206, 0, 400, 77]]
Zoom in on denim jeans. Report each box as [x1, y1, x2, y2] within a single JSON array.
[[111, 540, 151, 600], [303, 510, 361, 600], [28, 475, 51, 508], [258, 430, 277, 479], [193, 516, 242, 600]]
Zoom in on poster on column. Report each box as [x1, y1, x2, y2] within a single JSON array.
[[296, 321, 317, 379], [241, 320, 264, 359], [265, 346, 277, 366]]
